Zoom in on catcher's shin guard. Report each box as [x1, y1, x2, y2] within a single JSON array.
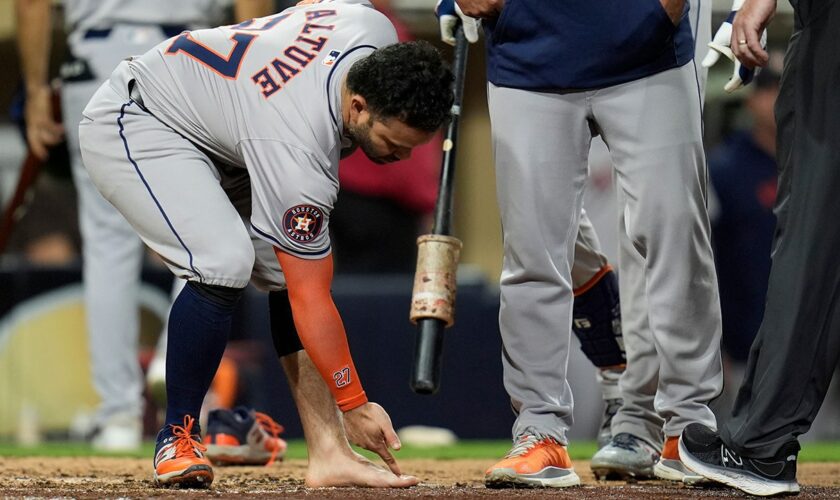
[[572, 266, 625, 368]]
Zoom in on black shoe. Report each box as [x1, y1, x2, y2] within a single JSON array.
[[678, 423, 800, 496]]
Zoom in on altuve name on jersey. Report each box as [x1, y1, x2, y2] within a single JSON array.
[[251, 10, 337, 99]]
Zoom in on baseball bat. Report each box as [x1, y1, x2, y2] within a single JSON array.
[[0, 89, 62, 254], [0, 154, 43, 254], [410, 26, 469, 395]]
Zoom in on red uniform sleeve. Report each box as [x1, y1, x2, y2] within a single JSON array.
[[274, 248, 367, 411]]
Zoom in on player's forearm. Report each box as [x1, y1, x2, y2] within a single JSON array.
[[234, 0, 275, 22], [287, 288, 368, 412], [15, 0, 53, 95], [274, 249, 368, 412]]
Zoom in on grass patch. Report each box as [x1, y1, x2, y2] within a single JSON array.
[[1, 440, 839, 462], [798, 442, 840, 462]]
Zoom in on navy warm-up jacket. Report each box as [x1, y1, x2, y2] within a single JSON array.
[[484, 0, 696, 91]]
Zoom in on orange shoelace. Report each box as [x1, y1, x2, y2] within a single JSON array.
[[255, 412, 285, 466], [170, 415, 206, 458]]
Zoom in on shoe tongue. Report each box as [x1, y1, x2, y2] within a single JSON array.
[[613, 433, 640, 450], [507, 434, 540, 457], [162, 433, 201, 444], [233, 407, 252, 423]]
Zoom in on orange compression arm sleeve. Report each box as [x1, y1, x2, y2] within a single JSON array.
[[274, 248, 368, 412]]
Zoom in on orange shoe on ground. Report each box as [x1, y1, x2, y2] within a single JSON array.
[[205, 407, 287, 466], [154, 415, 213, 488], [654, 435, 707, 484], [485, 431, 580, 488]]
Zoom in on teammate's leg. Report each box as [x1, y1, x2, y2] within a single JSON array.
[[570, 214, 625, 448], [62, 26, 200, 451], [63, 77, 145, 449], [590, 206, 665, 480], [594, 0, 715, 481], [484, 82, 591, 488], [594, 60, 722, 444]]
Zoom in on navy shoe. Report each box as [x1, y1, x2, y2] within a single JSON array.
[[679, 423, 800, 496], [204, 407, 287, 466]]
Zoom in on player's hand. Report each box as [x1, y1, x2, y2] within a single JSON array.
[[343, 402, 403, 476], [659, 0, 686, 25], [731, 0, 775, 69], [435, 0, 480, 46], [702, 0, 768, 93], [24, 84, 64, 160]]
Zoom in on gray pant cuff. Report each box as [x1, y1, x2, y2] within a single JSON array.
[[512, 418, 571, 445]]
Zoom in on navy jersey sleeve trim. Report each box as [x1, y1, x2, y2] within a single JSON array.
[[250, 222, 332, 257], [327, 44, 377, 128]]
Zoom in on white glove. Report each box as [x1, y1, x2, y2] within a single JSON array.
[[702, 0, 767, 93], [435, 0, 480, 46]]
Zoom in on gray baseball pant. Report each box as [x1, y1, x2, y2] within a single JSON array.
[[489, 59, 721, 443]]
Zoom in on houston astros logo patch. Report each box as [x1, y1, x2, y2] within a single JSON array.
[[283, 205, 324, 243]]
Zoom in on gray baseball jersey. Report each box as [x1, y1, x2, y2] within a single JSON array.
[[126, 1, 396, 259]]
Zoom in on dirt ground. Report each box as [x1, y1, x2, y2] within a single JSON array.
[[2, 458, 840, 499]]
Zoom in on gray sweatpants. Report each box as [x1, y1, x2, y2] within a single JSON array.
[[489, 60, 722, 443]]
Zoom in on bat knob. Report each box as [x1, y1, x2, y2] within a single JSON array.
[[411, 379, 437, 395], [410, 318, 446, 394]]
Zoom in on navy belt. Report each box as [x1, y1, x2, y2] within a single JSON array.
[[83, 24, 188, 40]]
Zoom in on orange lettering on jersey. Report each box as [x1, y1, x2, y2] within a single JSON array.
[[296, 35, 328, 52], [250, 11, 337, 100], [305, 9, 337, 21]]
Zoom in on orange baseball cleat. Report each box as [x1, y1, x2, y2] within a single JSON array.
[[485, 430, 580, 488], [154, 415, 213, 488], [654, 435, 707, 484], [205, 407, 287, 466]]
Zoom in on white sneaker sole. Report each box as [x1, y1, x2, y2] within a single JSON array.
[[591, 464, 654, 481], [678, 437, 799, 496], [485, 467, 580, 488], [653, 459, 708, 484]]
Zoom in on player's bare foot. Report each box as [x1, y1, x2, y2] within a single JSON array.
[[305, 451, 419, 488]]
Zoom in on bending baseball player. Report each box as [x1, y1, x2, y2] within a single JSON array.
[[78, 0, 453, 488], [15, 0, 275, 452]]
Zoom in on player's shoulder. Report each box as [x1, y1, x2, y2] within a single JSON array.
[[315, 0, 397, 43]]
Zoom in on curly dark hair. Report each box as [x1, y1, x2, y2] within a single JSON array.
[[347, 41, 454, 132]]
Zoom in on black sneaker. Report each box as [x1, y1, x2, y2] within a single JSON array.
[[679, 423, 800, 496]]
